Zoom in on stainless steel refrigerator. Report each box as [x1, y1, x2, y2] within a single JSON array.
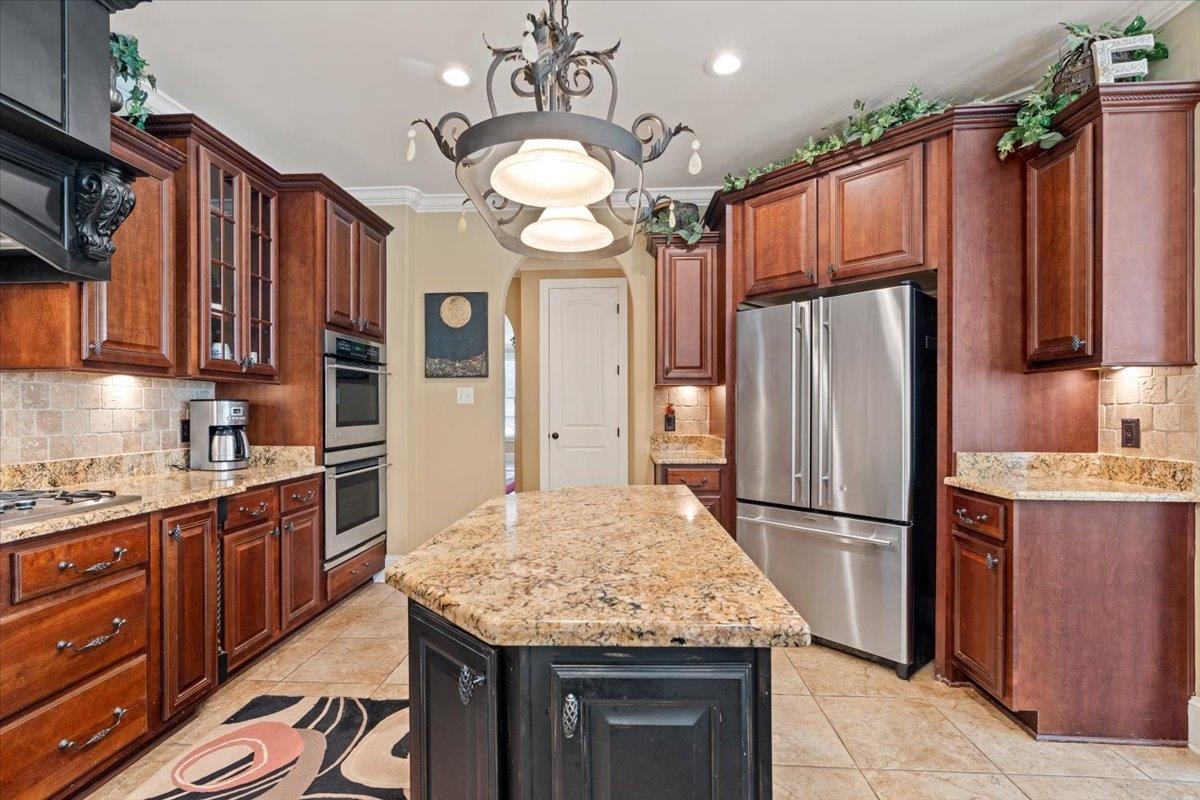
[[736, 283, 936, 677]]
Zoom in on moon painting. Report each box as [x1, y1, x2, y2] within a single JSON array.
[[424, 292, 488, 378]]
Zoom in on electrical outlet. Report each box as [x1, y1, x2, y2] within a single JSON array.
[[456, 387, 474, 405], [180, 419, 190, 444], [1120, 418, 1140, 448]]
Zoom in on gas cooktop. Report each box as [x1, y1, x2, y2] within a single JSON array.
[[0, 489, 142, 526]]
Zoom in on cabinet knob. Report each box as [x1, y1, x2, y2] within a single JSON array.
[[168, 524, 183, 541], [827, 263, 837, 278], [284, 522, 294, 534], [805, 270, 814, 282], [561, 693, 579, 738], [87, 341, 102, 356], [550, 432, 559, 440], [269, 527, 279, 538], [458, 664, 486, 705], [1070, 334, 1086, 352], [985, 553, 999, 571]]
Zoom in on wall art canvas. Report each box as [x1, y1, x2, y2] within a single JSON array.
[[425, 292, 488, 378]]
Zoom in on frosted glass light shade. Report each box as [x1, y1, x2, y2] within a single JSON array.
[[490, 139, 615, 208], [519, 206, 614, 253]]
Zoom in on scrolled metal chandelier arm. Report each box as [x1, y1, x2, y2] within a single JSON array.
[[412, 113, 472, 162], [631, 114, 695, 163]]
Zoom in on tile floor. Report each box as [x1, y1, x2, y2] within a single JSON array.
[[93, 582, 1200, 799]]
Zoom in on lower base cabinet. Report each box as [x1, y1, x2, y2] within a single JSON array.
[[654, 464, 730, 533], [408, 602, 771, 800], [160, 504, 218, 721], [221, 519, 280, 671], [281, 506, 323, 631]]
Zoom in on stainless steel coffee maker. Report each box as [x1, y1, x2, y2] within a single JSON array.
[[189, 399, 251, 473]]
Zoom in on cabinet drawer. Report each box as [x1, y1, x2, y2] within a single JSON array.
[[9, 517, 149, 605], [225, 486, 278, 532], [663, 466, 723, 495], [326, 541, 386, 603], [950, 492, 1006, 542], [280, 476, 320, 514], [0, 656, 149, 800], [0, 571, 148, 720]]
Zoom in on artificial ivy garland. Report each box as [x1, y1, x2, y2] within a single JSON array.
[[110, 33, 157, 129]]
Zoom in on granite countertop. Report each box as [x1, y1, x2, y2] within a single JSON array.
[[0, 448, 324, 544], [386, 485, 809, 648], [945, 452, 1198, 502], [649, 433, 727, 465]]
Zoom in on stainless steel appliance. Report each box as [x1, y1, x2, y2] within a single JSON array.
[[736, 284, 936, 677], [189, 399, 252, 473], [324, 330, 387, 451], [324, 443, 388, 568], [0, 489, 141, 526]]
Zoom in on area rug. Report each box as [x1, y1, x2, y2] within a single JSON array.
[[128, 696, 410, 799]]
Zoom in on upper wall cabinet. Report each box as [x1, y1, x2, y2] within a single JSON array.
[[0, 118, 184, 374], [654, 234, 721, 385], [145, 114, 281, 382], [322, 195, 388, 341], [1024, 83, 1199, 370]]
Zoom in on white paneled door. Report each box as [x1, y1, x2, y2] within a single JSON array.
[[540, 279, 628, 489]]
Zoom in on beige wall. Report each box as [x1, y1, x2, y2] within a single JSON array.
[[377, 208, 658, 554]]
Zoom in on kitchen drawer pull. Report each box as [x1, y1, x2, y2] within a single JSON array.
[[458, 665, 486, 705], [985, 553, 999, 571], [56, 617, 126, 654], [290, 489, 316, 503], [677, 476, 709, 489], [238, 501, 270, 518], [954, 508, 989, 525], [58, 546, 128, 575], [562, 693, 579, 738], [736, 515, 893, 548], [58, 707, 126, 753]]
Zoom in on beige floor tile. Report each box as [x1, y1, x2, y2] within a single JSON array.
[[1160, 781, 1200, 799], [864, 770, 1026, 799], [87, 744, 188, 800], [817, 696, 995, 772], [271, 681, 380, 697], [1011, 774, 1188, 799], [238, 633, 328, 681], [772, 648, 810, 695], [773, 766, 876, 799], [1111, 745, 1200, 782], [383, 656, 410, 685], [788, 645, 923, 698], [165, 679, 278, 744], [772, 694, 856, 768], [935, 693, 1143, 778], [286, 637, 407, 684], [341, 581, 399, 609], [340, 606, 408, 638], [907, 664, 974, 703], [371, 683, 412, 700]]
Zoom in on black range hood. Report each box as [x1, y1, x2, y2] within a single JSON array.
[[0, 0, 146, 283]]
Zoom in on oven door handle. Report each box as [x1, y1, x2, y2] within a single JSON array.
[[328, 462, 392, 480], [325, 362, 390, 376]]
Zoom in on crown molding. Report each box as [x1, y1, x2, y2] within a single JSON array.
[[345, 184, 721, 213]]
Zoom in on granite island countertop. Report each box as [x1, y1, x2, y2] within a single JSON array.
[[386, 485, 809, 648], [0, 447, 324, 544], [944, 452, 1198, 502]]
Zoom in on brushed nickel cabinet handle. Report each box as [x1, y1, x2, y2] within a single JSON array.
[[59, 707, 126, 752], [168, 524, 183, 541], [458, 664, 486, 705], [87, 341, 102, 355], [57, 617, 126, 654], [284, 522, 295, 534], [290, 490, 315, 503], [58, 546, 128, 575], [561, 693, 579, 738], [269, 527, 279, 538], [238, 501, 270, 518], [827, 262, 837, 278], [955, 508, 988, 525]]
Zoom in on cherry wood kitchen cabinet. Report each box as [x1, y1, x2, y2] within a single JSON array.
[[742, 179, 818, 296], [280, 504, 322, 632], [946, 489, 1193, 742], [652, 232, 721, 385], [320, 193, 389, 340], [221, 518, 280, 671], [655, 463, 730, 533], [160, 503, 218, 720], [144, 114, 281, 381], [0, 117, 184, 374], [1024, 83, 1199, 369]]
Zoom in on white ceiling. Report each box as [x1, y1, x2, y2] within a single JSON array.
[[114, 0, 1189, 195]]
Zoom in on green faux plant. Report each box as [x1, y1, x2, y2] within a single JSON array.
[[639, 197, 705, 246], [996, 15, 1168, 159], [109, 33, 156, 129], [723, 86, 950, 192]]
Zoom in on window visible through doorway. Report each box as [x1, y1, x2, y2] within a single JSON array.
[[504, 315, 517, 493]]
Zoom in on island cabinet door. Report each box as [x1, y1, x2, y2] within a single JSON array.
[[548, 663, 757, 800], [409, 604, 499, 800]]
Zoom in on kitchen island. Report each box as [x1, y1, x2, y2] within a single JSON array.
[[386, 485, 809, 800]]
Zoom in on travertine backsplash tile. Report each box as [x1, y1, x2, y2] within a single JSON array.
[[1098, 366, 1197, 462], [0, 372, 214, 465], [653, 386, 711, 434]]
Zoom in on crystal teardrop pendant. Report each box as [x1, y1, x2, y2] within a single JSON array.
[[406, 129, 417, 162], [688, 139, 702, 176], [667, 201, 676, 229], [457, 210, 467, 234]]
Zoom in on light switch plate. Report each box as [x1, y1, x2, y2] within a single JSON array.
[[456, 387, 474, 405]]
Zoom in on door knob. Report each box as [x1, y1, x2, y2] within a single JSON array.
[[550, 432, 559, 440]]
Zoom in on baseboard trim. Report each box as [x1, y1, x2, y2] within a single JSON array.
[[374, 553, 401, 582], [1189, 695, 1200, 755]]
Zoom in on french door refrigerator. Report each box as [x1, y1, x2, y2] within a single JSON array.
[[736, 284, 936, 677]]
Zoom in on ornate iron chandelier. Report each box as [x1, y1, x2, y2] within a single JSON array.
[[407, 0, 701, 259]]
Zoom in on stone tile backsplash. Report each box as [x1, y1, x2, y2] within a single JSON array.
[[0, 371, 214, 465], [1098, 366, 1197, 462], [653, 386, 711, 435]]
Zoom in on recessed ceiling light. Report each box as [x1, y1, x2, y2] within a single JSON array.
[[705, 51, 743, 77], [439, 64, 472, 88]]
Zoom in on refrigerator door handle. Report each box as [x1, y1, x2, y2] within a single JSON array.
[[736, 515, 895, 548], [792, 303, 807, 505], [817, 299, 832, 508]]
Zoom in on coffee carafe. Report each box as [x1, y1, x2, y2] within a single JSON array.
[[189, 400, 251, 472]]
